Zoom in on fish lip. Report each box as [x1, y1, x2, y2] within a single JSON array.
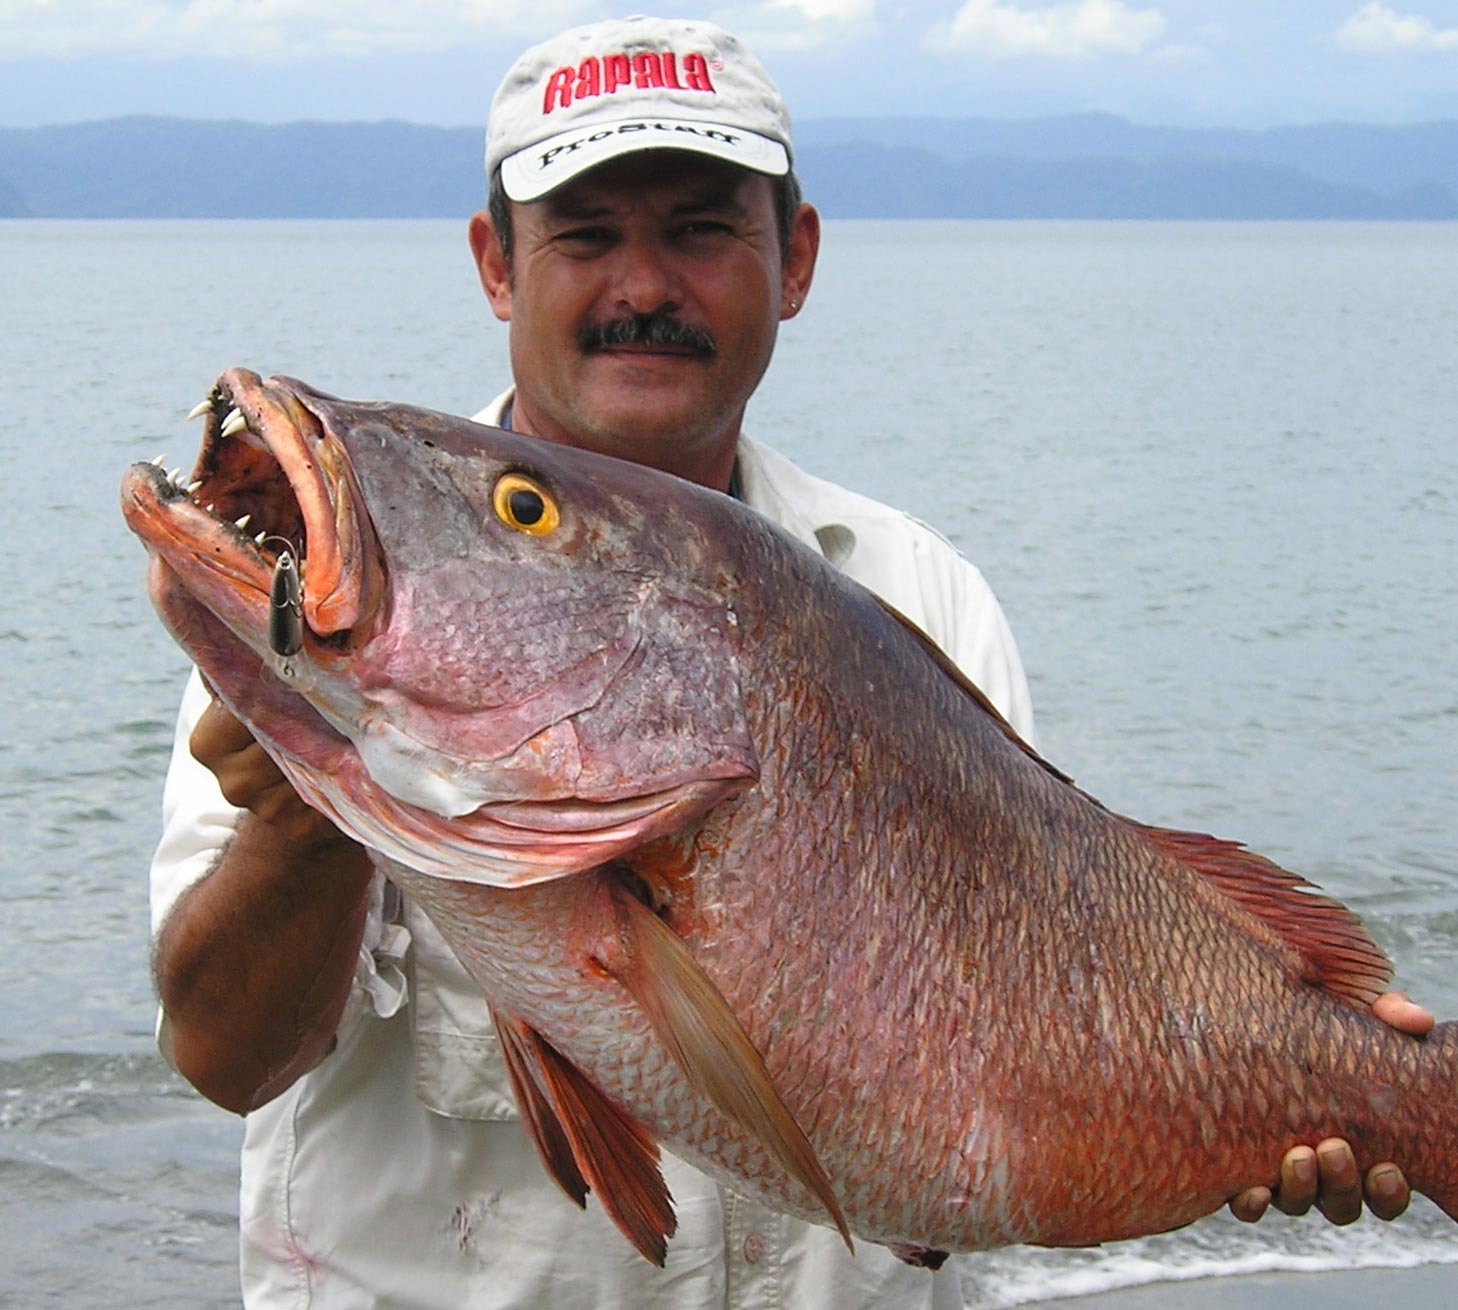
[[477, 777, 753, 835], [120, 367, 384, 660]]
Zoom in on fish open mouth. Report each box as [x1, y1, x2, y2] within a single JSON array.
[[121, 367, 384, 662]]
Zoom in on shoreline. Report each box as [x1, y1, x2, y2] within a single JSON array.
[[1024, 1262, 1456, 1308]]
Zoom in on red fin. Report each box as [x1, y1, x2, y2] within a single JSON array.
[[519, 1022, 678, 1266], [1137, 825, 1393, 1006], [603, 879, 853, 1251], [491, 1006, 589, 1209]]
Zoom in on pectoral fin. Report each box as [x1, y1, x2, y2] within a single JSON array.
[[603, 879, 852, 1250], [492, 1005, 677, 1266]]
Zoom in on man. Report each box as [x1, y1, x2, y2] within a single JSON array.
[[151, 15, 1431, 1309]]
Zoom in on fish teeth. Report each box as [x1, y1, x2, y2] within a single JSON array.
[[186, 399, 211, 421], [254, 531, 268, 547], [151, 454, 168, 467], [234, 514, 253, 531], [221, 408, 248, 439], [185, 480, 203, 495]]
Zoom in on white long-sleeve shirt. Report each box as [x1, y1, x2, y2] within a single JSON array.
[[151, 399, 1034, 1309]]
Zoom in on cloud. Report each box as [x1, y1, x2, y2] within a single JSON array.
[[731, 0, 875, 53], [935, 0, 1167, 60], [767, 0, 874, 21], [0, 0, 596, 61], [1335, 3, 1458, 53], [729, 0, 874, 55]]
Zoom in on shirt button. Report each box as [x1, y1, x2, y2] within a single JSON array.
[[742, 1232, 767, 1263]]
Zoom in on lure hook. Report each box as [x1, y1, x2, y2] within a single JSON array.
[[268, 547, 304, 664]]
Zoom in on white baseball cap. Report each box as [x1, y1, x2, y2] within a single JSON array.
[[486, 15, 793, 203]]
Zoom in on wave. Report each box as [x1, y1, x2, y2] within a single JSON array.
[[956, 1205, 1458, 1307], [0, 1048, 197, 1132]]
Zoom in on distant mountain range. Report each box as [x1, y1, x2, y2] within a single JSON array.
[[2, 114, 1455, 220]]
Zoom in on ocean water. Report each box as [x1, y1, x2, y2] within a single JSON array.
[[0, 218, 1454, 1307]]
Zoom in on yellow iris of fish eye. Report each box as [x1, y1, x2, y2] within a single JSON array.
[[492, 472, 560, 536]]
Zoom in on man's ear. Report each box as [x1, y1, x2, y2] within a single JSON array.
[[779, 202, 820, 321], [468, 212, 512, 323]]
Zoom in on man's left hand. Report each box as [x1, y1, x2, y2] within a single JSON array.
[[1228, 989, 1434, 1225]]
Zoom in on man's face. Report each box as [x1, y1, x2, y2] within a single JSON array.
[[470, 152, 817, 489]]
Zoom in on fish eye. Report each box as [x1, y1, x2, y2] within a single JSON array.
[[492, 472, 560, 537]]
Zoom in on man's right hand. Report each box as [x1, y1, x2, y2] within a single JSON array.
[[190, 693, 345, 847]]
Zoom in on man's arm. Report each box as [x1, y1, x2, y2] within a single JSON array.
[[153, 699, 376, 1115]]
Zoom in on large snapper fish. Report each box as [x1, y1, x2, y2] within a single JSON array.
[[121, 369, 1458, 1267]]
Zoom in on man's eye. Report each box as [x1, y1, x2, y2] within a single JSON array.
[[555, 227, 613, 251], [679, 221, 733, 238]]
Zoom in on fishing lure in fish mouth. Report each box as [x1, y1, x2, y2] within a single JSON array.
[[268, 547, 304, 666]]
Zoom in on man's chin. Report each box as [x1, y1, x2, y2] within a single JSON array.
[[581, 376, 715, 436]]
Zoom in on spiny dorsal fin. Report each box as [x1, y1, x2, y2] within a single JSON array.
[[1136, 824, 1393, 1006], [491, 1006, 589, 1209], [602, 878, 853, 1251], [877, 598, 1073, 785], [511, 1018, 678, 1266]]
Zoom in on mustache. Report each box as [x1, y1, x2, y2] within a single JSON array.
[[578, 311, 717, 359]]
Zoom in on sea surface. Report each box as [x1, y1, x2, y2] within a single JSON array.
[[1, 218, 1454, 1308]]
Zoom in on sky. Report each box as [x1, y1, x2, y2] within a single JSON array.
[[3, 1, 1457, 130]]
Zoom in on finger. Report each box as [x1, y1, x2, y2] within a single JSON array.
[[211, 740, 289, 808], [189, 696, 259, 766], [1229, 1185, 1272, 1224], [1314, 1138, 1362, 1226], [1364, 1162, 1411, 1221], [243, 773, 352, 848], [1371, 990, 1436, 1037], [1273, 1144, 1318, 1216]]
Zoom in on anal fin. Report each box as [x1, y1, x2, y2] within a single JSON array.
[[492, 1006, 589, 1209], [494, 1006, 677, 1266]]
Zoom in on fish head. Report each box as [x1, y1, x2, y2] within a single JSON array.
[[120, 368, 759, 886]]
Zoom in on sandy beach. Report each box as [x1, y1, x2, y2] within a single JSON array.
[[1029, 1263, 1456, 1308]]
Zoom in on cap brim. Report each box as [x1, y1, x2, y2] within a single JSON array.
[[499, 116, 790, 202]]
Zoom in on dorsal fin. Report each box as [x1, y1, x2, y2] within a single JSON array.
[[1136, 824, 1393, 1006], [877, 598, 1073, 785]]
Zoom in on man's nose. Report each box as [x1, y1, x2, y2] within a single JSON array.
[[610, 236, 683, 314]]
